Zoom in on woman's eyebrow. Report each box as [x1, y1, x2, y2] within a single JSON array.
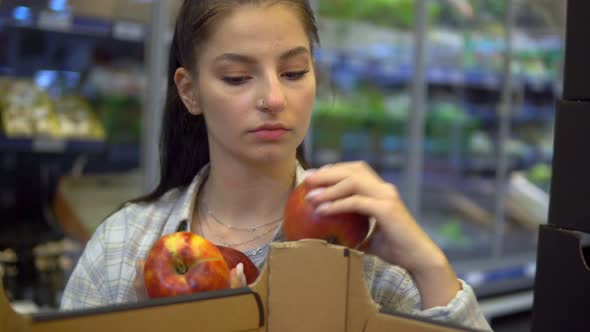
[[214, 53, 256, 64], [213, 46, 310, 64], [279, 46, 310, 61]]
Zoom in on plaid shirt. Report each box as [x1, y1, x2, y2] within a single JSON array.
[[61, 164, 491, 331]]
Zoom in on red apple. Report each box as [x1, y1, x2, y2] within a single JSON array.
[[283, 183, 370, 248], [144, 232, 230, 299], [216, 245, 259, 284]]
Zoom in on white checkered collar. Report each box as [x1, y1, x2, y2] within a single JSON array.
[[161, 161, 306, 237]]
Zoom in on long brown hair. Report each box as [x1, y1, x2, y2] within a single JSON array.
[[134, 0, 320, 203]]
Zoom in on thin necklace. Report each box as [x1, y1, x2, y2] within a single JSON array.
[[246, 244, 270, 257], [199, 198, 279, 249], [196, 171, 296, 257], [201, 199, 283, 232]]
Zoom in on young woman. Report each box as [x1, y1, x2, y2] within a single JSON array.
[[61, 1, 491, 330]]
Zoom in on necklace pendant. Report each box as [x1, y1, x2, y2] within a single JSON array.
[[249, 247, 262, 256]]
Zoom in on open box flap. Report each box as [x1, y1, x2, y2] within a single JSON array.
[[1, 240, 478, 331], [532, 225, 590, 331]]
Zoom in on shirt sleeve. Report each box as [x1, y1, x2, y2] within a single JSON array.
[[60, 210, 122, 310], [363, 255, 492, 331]]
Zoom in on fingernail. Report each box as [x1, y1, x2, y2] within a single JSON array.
[[302, 169, 318, 180], [320, 163, 333, 169], [306, 188, 325, 200], [316, 202, 332, 213], [237, 263, 244, 276]]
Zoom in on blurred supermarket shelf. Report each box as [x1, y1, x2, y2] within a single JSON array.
[[0, 8, 146, 42], [0, 135, 105, 154], [0, 136, 140, 174]]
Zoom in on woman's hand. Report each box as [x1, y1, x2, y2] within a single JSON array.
[[229, 263, 247, 288], [133, 260, 148, 301], [133, 260, 247, 301], [303, 162, 461, 309]]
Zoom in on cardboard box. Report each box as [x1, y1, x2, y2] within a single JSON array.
[[548, 100, 590, 234], [531, 225, 590, 332], [562, 0, 590, 100], [1, 240, 478, 332]]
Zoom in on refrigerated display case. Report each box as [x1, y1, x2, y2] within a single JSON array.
[[313, 0, 565, 322]]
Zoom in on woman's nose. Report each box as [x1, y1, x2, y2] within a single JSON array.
[[257, 75, 286, 113]]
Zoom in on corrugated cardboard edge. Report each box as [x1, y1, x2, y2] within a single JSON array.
[[3, 287, 262, 332], [249, 253, 270, 332], [256, 240, 471, 332], [251, 240, 472, 332], [531, 225, 590, 331], [30, 291, 262, 332], [365, 312, 467, 332], [346, 246, 475, 332], [0, 240, 473, 332], [265, 239, 349, 331], [345, 247, 381, 331]]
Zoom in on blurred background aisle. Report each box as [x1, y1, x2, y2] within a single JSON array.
[[0, 1, 566, 330]]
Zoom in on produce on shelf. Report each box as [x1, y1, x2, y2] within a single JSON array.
[[54, 96, 106, 141], [437, 219, 472, 248], [425, 100, 478, 155], [312, 90, 408, 164], [505, 172, 549, 231], [526, 163, 552, 191], [319, 0, 440, 30], [0, 80, 59, 138], [445, 192, 493, 227], [0, 78, 106, 141], [84, 64, 144, 144]]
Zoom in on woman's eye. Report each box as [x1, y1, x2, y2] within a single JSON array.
[[222, 76, 250, 85], [283, 70, 309, 80]]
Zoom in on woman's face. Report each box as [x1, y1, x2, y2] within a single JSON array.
[[194, 4, 316, 166]]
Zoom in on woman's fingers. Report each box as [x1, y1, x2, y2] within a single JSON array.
[[306, 162, 377, 182], [230, 263, 247, 288], [305, 177, 357, 204], [134, 260, 148, 300], [358, 223, 387, 255], [304, 162, 366, 187], [304, 163, 397, 201], [314, 194, 392, 221]]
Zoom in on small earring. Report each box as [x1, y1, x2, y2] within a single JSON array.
[[256, 99, 265, 110]]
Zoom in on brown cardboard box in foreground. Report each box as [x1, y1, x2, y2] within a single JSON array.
[[1, 240, 478, 332]]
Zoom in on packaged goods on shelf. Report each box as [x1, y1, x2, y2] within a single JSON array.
[[0, 248, 18, 302], [54, 96, 105, 141], [0, 80, 59, 138], [0, 78, 106, 141], [505, 172, 549, 231]]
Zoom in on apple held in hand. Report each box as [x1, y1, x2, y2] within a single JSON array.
[[216, 245, 259, 284], [144, 232, 230, 299], [283, 183, 370, 248]]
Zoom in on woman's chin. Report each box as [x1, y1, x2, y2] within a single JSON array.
[[248, 148, 296, 165]]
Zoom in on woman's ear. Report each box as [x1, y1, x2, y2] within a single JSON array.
[[174, 67, 201, 115]]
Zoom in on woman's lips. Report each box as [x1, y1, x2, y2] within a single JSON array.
[[251, 128, 289, 140]]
